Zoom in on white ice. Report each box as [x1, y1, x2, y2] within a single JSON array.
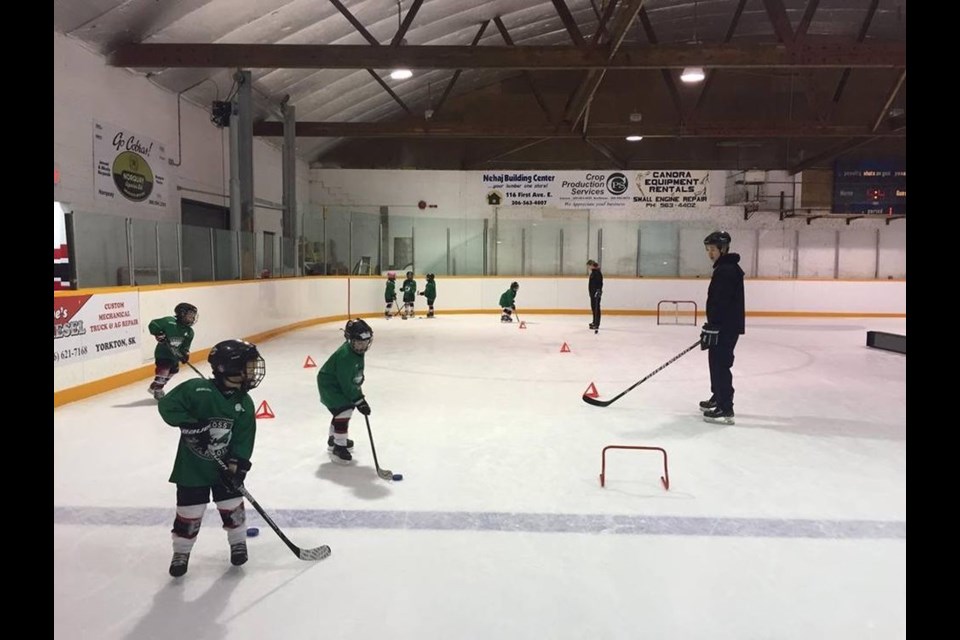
[[54, 314, 906, 640]]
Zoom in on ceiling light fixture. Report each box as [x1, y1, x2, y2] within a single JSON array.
[[389, 2, 412, 81], [625, 111, 643, 141], [681, 67, 705, 83]]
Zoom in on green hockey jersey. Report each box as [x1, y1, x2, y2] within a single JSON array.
[[148, 316, 195, 362], [317, 342, 366, 410]]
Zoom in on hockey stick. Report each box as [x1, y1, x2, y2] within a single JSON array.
[[582, 340, 701, 407], [364, 415, 396, 481], [207, 451, 331, 562], [162, 339, 206, 379]]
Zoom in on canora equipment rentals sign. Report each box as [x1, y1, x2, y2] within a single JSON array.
[[54, 292, 140, 366], [479, 170, 712, 209], [94, 120, 168, 208]]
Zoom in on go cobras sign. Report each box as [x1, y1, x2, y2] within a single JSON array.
[[94, 120, 169, 209], [481, 171, 712, 209]]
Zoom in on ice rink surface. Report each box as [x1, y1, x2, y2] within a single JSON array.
[[54, 314, 906, 640]]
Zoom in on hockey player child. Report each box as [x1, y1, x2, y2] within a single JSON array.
[[400, 271, 417, 319], [499, 281, 520, 323], [147, 302, 198, 399], [317, 319, 374, 463], [419, 273, 437, 318], [158, 339, 266, 577], [383, 271, 398, 318]]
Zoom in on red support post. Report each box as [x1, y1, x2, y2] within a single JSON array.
[[600, 445, 670, 490]]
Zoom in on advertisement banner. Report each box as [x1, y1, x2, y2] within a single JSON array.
[[93, 120, 168, 209], [480, 170, 712, 209], [54, 292, 141, 366]]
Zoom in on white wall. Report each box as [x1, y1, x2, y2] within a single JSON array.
[[55, 277, 906, 394], [311, 169, 907, 279], [53, 31, 310, 231]]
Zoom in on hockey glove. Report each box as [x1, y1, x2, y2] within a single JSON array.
[[700, 323, 720, 351], [154, 332, 167, 343], [179, 422, 210, 448], [220, 457, 252, 490], [355, 397, 372, 416], [178, 350, 190, 364], [594, 289, 602, 299]]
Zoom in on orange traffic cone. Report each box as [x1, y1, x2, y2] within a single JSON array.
[[560, 342, 571, 353], [583, 382, 599, 398], [255, 400, 275, 419], [303, 356, 317, 368], [518, 321, 527, 329]]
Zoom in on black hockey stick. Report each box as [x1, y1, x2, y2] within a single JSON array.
[[207, 452, 331, 562], [364, 415, 396, 481], [162, 339, 207, 379], [582, 340, 701, 407]]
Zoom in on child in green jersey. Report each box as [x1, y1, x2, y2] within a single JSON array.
[[157, 339, 266, 578]]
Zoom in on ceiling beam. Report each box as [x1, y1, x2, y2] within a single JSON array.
[[637, 6, 683, 123], [550, 0, 587, 46], [494, 17, 553, 123], [831, 0, 880, 104], [871, 69, 906, 133], [564, 0, 646, 128], [693, 0, 747, 117], [789, 137, 877, 175], [584, 138, 626, 169], [590, 0, 619, 45], [794, 0, 820, 42], [108, 41, 906, 70], [327, 0, 411, 113], [390, 0, 424, 47], [254, 121, 906, 139], [762, 0, 795, 44], [433, 20, 489, 117]]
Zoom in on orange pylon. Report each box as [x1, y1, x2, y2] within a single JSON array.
[[255, 400, 275, 419], [303, 356, 317, 368], [518, 321, 527, 329], [560, 342, 571, 353], [583, 382, 599, 398]]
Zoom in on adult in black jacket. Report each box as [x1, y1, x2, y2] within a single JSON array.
[[700, 231, 745, 425], [587, 259, 603, 331]]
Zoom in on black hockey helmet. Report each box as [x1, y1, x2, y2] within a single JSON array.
[[426, 273, 435, 280], [175, 302, 198, 326], [208, 339, 265, 391], [703, 231, 732, 252], [344, 319, 374, 354], [510, 281, 519, 290], [406, 271, 414, 278]]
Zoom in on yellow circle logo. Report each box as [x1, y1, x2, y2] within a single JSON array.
[[112, 151, 154, 202]]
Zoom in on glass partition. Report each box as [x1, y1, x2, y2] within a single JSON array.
[[64, 206, 903, 287], [638, 221, 680, 276], [182, 224, 214, 282], [213, 229, 239, 281], [72, 211, 129, 288]]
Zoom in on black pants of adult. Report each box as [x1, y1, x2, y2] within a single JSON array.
[[708, 333, 740, 412], [590, 296, 601, 327]]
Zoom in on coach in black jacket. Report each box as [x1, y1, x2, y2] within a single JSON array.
[[699, 231, 745, 425], [587, 259, 603, 331]]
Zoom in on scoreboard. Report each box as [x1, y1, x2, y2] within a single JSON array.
[[832, 160, 906, 215]]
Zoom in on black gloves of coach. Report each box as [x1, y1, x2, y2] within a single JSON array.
[[700, 323, 719, 350], [179, 422, 210, 448], [220, 457, 252, 491], [355, 398, 372, 415]]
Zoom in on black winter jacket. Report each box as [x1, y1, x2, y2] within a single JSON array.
[[588, 269, 603, 295], [706, 253, 745, 335]]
